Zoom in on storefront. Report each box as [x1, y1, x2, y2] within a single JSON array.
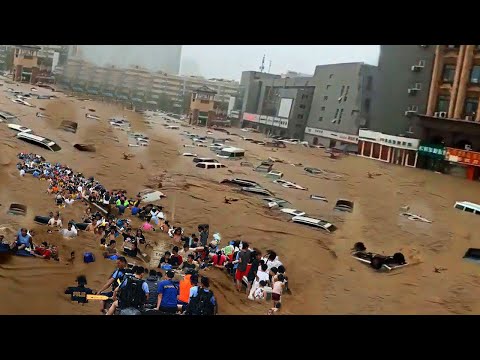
[[416, 143, 447, 172], [358, 130, 419, 167], [445, 147, 480, 181]]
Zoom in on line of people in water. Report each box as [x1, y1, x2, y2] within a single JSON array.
[[17, 152, 289, 314]]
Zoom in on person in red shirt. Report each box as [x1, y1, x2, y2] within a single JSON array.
[[171, 246, 183, 268], [32, 242, 53, 259], [211, 251, 227, 269]]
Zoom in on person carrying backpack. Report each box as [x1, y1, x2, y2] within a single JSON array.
[[186, 276, 217, 315], [144, 269, 161, 309], [106, 266, 149, 315], [155, 270, 180, 314]]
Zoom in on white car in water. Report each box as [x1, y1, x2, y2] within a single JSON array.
[[7, 124, 32, 133]]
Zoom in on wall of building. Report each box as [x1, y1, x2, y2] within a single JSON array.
[[306, 63, 376, 138], [370, 45, 435, 136]]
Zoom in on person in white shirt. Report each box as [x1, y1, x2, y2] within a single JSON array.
[[65, 198, 75, 205], [248, 263, 270, 300], [19, 168, 26, 177], [263, 251, 282, 272], [48, 215, 63, 228], [60, 223, 78, 238], [150, 207, 161, 226]]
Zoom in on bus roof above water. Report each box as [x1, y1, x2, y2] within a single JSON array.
[[217, 147, 245, 159]]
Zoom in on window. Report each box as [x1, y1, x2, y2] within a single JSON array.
[[295, 124, 302, 128], [442, 64, 456, 83], [200, 100, 209, 104], [343, 96, 348, 102], [465, 97, 479, 117], [326, 85, 331, 90], [465, 207, 475, 213], [334, 109, 340, 118], [351, 109, 359, 116], [345, 86, 350, 96], [340, 85, 345, 96], [436, 95, 450, 113], [329, 74, 334, 79], [366, 76, 373, 91], [402, 142, 406, 146], [364, 98, 371, 113], [338, 109, 344, 124], [380, 138, 384, 142], [299, 104, 306, 109], [321, 106, 326, 111], [318, 116, 323, 121], [324, 96, 328, 101], [297, 114, 304, 119], [470, 66, 480, 84]]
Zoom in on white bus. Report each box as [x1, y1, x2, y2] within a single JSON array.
[[217, 147, 245, 159], [454, 201, 480, 215]]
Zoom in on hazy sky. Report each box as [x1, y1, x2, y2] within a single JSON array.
[[181, 45, 380, 80], [79, 45, 380, 81]]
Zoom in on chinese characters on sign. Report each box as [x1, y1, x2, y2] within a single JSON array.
[[446, 147, 480, 166]]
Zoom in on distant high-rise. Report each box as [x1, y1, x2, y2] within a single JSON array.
[[75, 45, 182, 75]]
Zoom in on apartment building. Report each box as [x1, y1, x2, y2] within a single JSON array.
[[303, 63, 377, 150], [370, 45, 435, 136], [57, 58, 239, 111], [416, 45, 480, 180]]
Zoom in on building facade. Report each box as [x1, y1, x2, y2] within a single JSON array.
[[358, 129, 420, 167], [370, 45, 435, 136], [12, 45, 41, 84], [55, 58, 239, 112], [416, 45, 480, 180], [303, 63, 377, 150], [239, 71, 315, 139]]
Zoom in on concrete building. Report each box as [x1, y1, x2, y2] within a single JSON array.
[[239, 71, 315, 139], [416, 45, 480, 180], [12, 45, 41, 84], [370, 45, 435, 136], [189, 86, 217, 126], [303, 63, 377, 150], [56, 58, 239, 111]]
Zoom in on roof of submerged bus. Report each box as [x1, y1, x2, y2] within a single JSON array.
[[220, 147, 245, 152]]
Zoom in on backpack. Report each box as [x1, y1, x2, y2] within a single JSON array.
[[186, 288, 215, 315], [119, 277, 146, 309]]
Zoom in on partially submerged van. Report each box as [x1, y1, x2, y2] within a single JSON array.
[[17, 132, 61, 152], [217, 147, 245, 160], [292, 215, 337, 233], [454, 201, 480, 215], [196, 162, 226, 169]]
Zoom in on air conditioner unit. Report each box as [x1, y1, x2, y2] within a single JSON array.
[[331, 118, 338, 123], [439, 112, 447, 118], [465, 144, 472, 151], [408, 88, 416, 94], [420, 45, 428, 48], [413, 83, 422, 90], [434, 112, 440, 117], [465, 115, 473, 121], [404, 110, 416, 116]]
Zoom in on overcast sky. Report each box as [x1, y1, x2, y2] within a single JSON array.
[[181, 45, 380, 80]]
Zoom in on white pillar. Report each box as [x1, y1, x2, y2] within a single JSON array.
[[361, 141, 365, 156], [379, 145, 383, 160], [405, 152, 409, 166], [369, 142, 373, 158], [401, 149, 405, 165], [414, 152, 418, 168], [387, 146, 391, 163]]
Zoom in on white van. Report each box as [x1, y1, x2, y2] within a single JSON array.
[[292, 215, 337, 233], [217, 147, 245, 159], [196, 162, 226, 169], [17, 132, 61, 152], [454, 201, 480, 215]]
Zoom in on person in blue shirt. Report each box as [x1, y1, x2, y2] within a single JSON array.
[[106, 266, 149, 315], [156, 270, 180, 314], [10, 228, 33, 251], [95, 257, 128, 313], [186, 276, 217, 315]]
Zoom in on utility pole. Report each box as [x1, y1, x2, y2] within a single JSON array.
[[268, 60, 272, 73], [259, 54, 265, 73]]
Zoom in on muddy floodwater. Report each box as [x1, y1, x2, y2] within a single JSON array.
[[1, 81, 480, 315]]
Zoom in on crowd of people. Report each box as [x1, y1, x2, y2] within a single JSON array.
[[11, 152, 290, 315]]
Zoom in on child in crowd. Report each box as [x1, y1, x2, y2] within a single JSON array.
[[272, 274, 285, 308], [253, 280, 267, 301]]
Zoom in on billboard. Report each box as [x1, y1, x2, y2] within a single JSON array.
[[278, 98, 293, 118]]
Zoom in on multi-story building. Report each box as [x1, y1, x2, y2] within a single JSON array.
[[370, 45, 435, 136], [303, 63, 377, 150], [239, 71, 315, 139], [12, 45, 41, 84], [416, 45, 480, 180], [56, 58, 239, 112]]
